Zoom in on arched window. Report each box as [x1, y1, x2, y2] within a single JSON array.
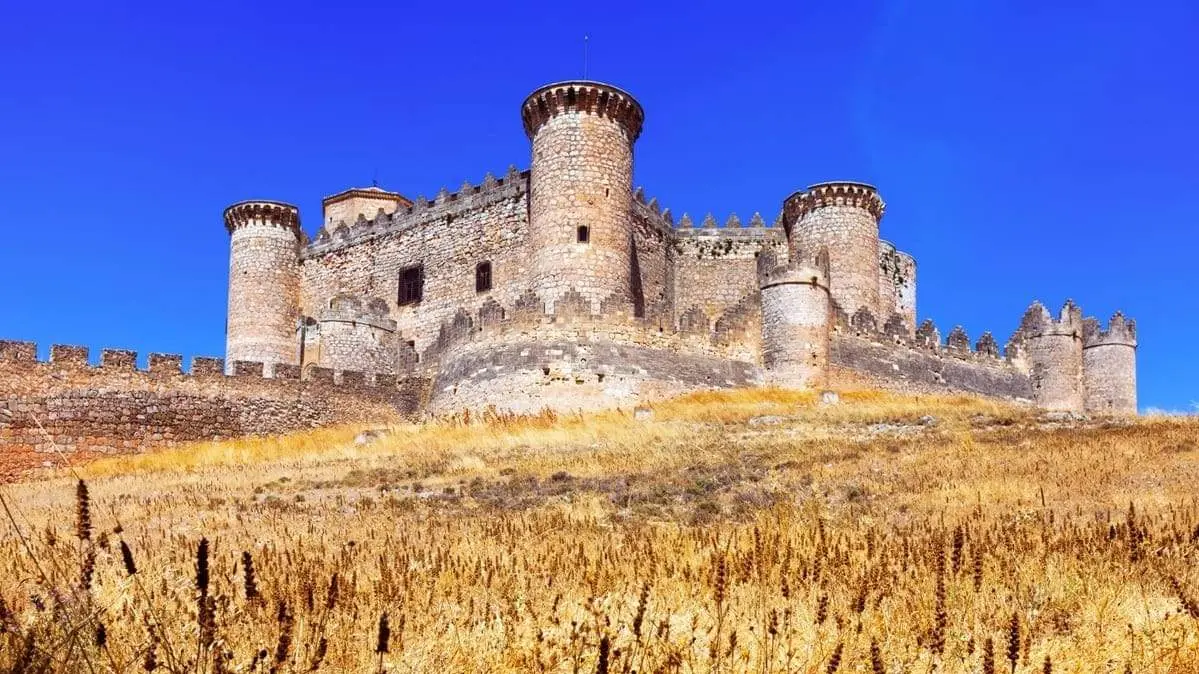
[[577, 225, 590, 243]]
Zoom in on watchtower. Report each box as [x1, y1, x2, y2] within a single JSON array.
[[1082, 312, 1137, 414], [1018, 300, 1085, 412], [223, 200, 302, 374], [782, 182, 885, 321], [521, 81, 644, 312]]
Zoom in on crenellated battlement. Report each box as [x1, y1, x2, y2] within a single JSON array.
[[520, 80, 645, 141], [0, 340, 416, 395], [223, 200, 301, 235], [412, 284, 761, 372], [1083, 312, 1137, 348], [836, 316, 1015, 366], [782, 181, 886, 226], [303, 166, 528, 258], [319, 294, 397, 332], [1018, 300, 1084, 339]]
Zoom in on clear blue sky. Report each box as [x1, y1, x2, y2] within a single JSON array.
[[1, 1, 1195, 411]]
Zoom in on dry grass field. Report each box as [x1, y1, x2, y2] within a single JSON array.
[[1, 388, 1198, 672]]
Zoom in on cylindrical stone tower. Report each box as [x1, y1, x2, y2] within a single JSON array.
[[758, 256, 831, 388], [782, 182, 885, 321], [317, 294, 398, 374], [1018, 301, 1085, 412], [1082, 313, 1137, 414], [521, 81, 644, 312], [223, 200, 302, 373]]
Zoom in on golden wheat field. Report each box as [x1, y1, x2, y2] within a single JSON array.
[[1, 389, 1198, 673]]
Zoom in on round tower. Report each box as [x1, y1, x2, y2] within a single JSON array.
[[223, 200, 302, 373], [782, 182, 885, 321], [1017, 301, 1085, 412], [758, 255, 831, 388], [521, 81, 644, 312], [316, 294, 399, 374], [1082, 312, 1137, 414]]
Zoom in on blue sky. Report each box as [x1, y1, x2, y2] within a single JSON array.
[[1, 1, 1195, 411]]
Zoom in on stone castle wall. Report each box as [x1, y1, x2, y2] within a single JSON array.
[[828, 331, 1033, 400], [879, 241, 917, 333], [300, 169, 531, 360], [671, 217, 784, 331], [424, 304, 760, 414], [760, 262, 831, 388], [0, 341, 428, 480]]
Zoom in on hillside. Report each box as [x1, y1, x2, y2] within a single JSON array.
[[1, 389, 1197, 672]]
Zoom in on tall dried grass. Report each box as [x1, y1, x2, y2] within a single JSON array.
[[1, 388, 1197, 671]]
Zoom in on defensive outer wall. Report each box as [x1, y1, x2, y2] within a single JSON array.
[[0, 342, 427, 480], [0, 79, 1139, 476]]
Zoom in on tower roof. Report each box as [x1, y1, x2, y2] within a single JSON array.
[[321, 186, 412, 209]]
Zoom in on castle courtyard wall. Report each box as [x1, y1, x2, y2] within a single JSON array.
[[828, 333, 1033, 400], [671, 226, 783, 339]]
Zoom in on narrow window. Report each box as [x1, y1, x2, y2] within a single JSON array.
[[398, 265, 424, 305], [475, 261, 492, 292], [577, 225, 590, 243]]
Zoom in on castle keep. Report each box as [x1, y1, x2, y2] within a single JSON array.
[[223, 80, 1137, 416], [0, 80, 1138, 475]]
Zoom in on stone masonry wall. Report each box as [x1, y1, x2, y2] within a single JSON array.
[[671, 219, 784, 344], [316, 317, 398, 375], [1082, 344, 1136, 414], [879, 241, 917, 333], [527, 107, 636, 312], [760, 264, 830, 388], [429, 329, 760, 414], [0, 341, 428, 480], [792, 204, 880, 319], [631, 202, 672, 326], [300, 170, 530, 359], [828, 333, 1033, 400]]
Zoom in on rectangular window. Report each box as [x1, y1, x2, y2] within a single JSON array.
[[577, 225, 590, 243], [398, 265, 424, 305], [475, 261, 492, 293]]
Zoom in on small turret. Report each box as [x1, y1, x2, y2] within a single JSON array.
[[1082, 312, 1137, 414], [758, 254, 831, 388], [223, 200, 302, 374], [782, 182, 885, 321], [1016, 300, 1085, 412], [313, 294, 399, 375]]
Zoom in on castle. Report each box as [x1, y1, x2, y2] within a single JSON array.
[[0, 79, 1140, 476], [223, 80, 1136, 416]]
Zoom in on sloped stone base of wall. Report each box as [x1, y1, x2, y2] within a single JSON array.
[[429, 332, 761, 414]]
